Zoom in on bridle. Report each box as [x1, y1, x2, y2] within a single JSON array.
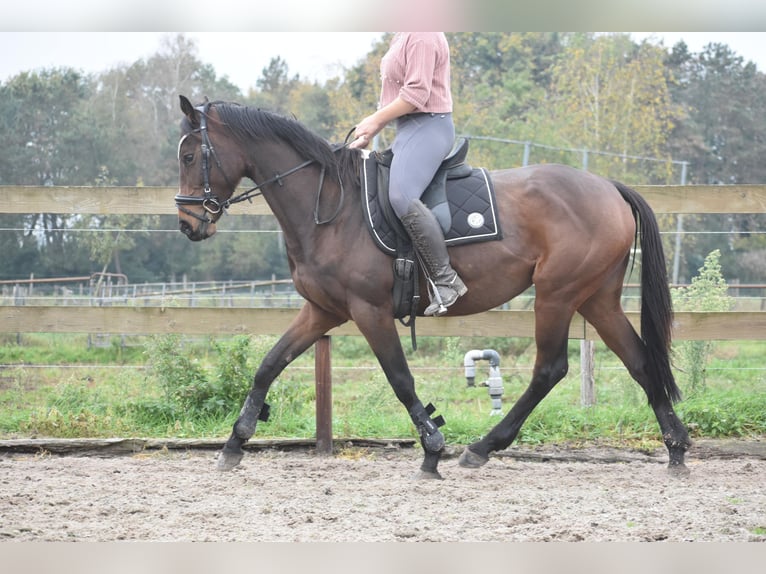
[[175, 101, 347, 226]]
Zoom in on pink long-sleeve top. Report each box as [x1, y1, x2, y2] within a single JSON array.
[[379, 33, 453, 113]]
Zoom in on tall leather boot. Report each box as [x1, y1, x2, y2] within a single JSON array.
[[400, 199, 467, 316]]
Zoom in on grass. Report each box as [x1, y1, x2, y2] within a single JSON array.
[[1, 333, 764, 449]]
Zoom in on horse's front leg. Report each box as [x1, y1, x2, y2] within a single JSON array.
[[218, 303, 344, 471], [353, 307, 446, 479]]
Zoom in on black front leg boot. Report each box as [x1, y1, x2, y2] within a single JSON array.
[[410, 402, 446, 452], [233, 393, 270, 439], [409, 402, 446, 480]]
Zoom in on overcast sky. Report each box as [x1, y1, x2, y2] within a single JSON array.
[[1, 32, 766, 94], [0, 32, 383, 92]]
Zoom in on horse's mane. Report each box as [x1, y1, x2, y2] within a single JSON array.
[[210, 101, 361, 184]]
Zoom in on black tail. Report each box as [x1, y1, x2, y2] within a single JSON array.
[[612, 181, 682, 404]]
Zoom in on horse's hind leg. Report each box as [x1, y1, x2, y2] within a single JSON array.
[[578, 296, 692, 476], [218, 303, 344, 471], [352, 306, 447, 479], [460, 302, 574, 468]]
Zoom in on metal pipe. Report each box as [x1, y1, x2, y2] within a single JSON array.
[[463, 349, 485, 386], [463, 349, 503, 415]]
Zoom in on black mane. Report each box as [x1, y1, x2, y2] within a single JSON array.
[[210, 101, 360, 182]]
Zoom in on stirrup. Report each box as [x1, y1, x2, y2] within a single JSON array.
[[424, 291, 458, 316], [424, 275, 467, 316], [424, 299, 450, 317]]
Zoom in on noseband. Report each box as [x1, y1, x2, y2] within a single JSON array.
[[175, 102, 345, 226]]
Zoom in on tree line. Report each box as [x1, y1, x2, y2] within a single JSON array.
[[1, 32, 764, 286]]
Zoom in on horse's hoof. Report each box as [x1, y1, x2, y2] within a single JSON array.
[[414, 469, 444, 480], [458, 447, 489, 468], [667, 462, 691, 478], [216, 450, 244, 471]]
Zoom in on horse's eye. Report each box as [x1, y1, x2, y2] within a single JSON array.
[[183, 153, 194, 166]]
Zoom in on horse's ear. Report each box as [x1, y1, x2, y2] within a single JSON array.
[[179, 95, 199, 127]]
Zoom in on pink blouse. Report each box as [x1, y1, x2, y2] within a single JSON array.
[[379, 33, 452, 113]]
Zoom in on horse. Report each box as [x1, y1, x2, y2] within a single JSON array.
[[175, 95, 692, 479]]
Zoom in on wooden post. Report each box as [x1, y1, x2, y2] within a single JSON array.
[[315, 335, 333, 455], [580, 339, 595, 406]]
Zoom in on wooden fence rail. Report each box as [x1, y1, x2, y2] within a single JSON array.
[[2, 184, 766, 215], [3, 306, 766, 341]]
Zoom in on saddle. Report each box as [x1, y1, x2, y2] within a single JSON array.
[[360, 138, 502, 347], [362, 138, 501, 255]]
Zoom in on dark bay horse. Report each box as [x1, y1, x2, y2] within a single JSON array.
[[175, 95, 691, 478]]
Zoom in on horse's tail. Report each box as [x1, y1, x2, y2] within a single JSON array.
[[612, 180, 682, 404]]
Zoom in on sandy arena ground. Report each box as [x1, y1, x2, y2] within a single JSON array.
[[1, 440, 765, 542]]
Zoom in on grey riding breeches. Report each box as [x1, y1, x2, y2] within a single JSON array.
[[389, 112, 455, 218]]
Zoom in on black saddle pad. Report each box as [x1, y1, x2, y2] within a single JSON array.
[[361, 155, 502, 255]]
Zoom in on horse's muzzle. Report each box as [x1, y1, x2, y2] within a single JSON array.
[[179, 218, 216, 241]]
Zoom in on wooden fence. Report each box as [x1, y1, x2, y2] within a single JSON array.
[[2, 185, 766, 452], [2, 184, 765, 341]]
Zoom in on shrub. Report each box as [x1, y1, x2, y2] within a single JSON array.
[[672, 250, 734, 394], [209, 336, 255, 414], [142, 334, 293, 419], [144, 334, 211, 414]]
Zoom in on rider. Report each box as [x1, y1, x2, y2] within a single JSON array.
[[349, 32, 467, 316]]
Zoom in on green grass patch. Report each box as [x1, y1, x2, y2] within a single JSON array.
[[1, 334, 764, 447]]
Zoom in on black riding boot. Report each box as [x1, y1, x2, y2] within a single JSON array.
[[400, 199, 467, 316]]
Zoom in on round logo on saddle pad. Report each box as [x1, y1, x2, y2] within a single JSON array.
[[467, 212, 485, 229]]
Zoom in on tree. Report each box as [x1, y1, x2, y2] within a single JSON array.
[[666, 41, 766, 185], [545, 33, 676, 184], [0, 68, 105, 186], [73, 167, 159, 279], [0, 215, 41, 281], [247, 56, 300, 115], [86, 33, 242, 187], [0, 68, 106, 278], [664, 41, 766, 282], [329, 34, 397, 148], [3, 32, 765, 287], [0, 34, 247, 283], [446, 33, 564, 169], [449, 33, 559, 126], [74, 34, 245, 280]]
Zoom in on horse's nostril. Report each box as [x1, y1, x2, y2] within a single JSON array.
[[179, 219, 207, 241], [179, 220, 193, 237]]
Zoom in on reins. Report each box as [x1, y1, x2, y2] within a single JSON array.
[[175, 103, 350, 226]]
